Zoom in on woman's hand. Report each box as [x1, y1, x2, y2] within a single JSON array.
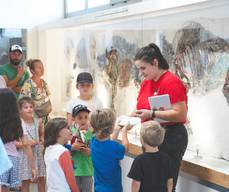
[[130, 109, 139, 117], [135, 109, 152, 122]]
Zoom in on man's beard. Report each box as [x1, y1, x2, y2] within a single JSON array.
[[10, 59, 21, 66]]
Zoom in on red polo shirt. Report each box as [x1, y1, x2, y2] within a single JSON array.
[[136, 71, 187, 123]]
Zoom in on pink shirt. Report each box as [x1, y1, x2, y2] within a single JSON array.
[[4, 141, 18, 157]]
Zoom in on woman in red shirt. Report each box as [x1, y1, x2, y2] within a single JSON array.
[[132, 43, 188, 192]]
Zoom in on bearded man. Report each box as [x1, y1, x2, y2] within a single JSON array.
[[0, 45, 29, 97]]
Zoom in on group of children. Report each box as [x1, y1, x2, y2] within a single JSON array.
[[0, 72, 173, 192], [44, 72, 173, 192]]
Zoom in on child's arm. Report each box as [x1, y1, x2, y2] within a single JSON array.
[[21, 135, 36, 181], [167, 178, 173, 192], [111, 125, 122, 140], [121, 124, 133, 151], [131, 180, 141, 192], [67, 112, 73, 126], [59, 151, 79, 192], [38, 118, 44, 144], [15, 138, 24, 148], [121, 127, 129, 151]]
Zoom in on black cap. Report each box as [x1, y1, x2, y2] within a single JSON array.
[[9, 44, 23, 54], [72, 104, 90, 117], [76, 72, 93, 84]]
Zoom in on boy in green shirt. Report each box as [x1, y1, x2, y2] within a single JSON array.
[[71, 104, 93, 192]]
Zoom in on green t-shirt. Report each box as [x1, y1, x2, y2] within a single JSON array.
[[0, 63, 29, 97], [71, 126, 94, 176]]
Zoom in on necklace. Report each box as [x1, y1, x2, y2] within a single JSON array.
[[31, 77, 43, 88], [24, 119, 38, 141]]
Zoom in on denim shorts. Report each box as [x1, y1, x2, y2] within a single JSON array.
[[0, 155, 21, 187]]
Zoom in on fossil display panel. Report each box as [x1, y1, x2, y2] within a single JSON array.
[[45, 5, 229, 163]]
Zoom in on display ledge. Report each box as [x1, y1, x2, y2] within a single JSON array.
[[120, 136, 229, 189]]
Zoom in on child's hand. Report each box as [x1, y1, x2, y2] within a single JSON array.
[[30, 169, 37, 182], [39, 138, 44, 145], [82, 147, 90, 156], [122, 123, 134, 132], [79, 123, 89, 131], [72, 142, 86, 151], [28, 140, 38, 146], [114, 124, 122, 131]]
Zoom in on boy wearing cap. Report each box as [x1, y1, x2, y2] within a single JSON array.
[[66, 72, 102, 126], [71, 104, 93, 192], [0, 44, 29, 97]]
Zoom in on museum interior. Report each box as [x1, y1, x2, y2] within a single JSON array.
[[0, 0, 229, 192]]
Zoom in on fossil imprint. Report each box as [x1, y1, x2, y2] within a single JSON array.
[[162, 22, 229, 100], [97, 22, 229, 110]]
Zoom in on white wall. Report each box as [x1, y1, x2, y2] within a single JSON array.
[[0, 0, 64, 28]]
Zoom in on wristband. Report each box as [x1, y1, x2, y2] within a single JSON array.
[[151, 109, 156, 119]]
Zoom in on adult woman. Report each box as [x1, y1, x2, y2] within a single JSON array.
[[20, 59, 52, 125], [132, 43, 188, 192]]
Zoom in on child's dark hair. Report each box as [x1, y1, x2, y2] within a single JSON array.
[[134, 43, 169, 70], [90, 108, 116, 139], [18, 96, 35, 109], [26, 59, 41, 71], [44, 118, 68, 148], [0, 88, 23, 143]]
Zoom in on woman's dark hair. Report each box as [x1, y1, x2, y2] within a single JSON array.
[[44, 118, 68, 148], [0, 88, 23, 143], [26, 59, 41, 71], [134, 43, 169, 70]]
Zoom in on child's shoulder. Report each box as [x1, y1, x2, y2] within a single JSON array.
[[91, 137, 121, 146], [91, 96, 103, 107]]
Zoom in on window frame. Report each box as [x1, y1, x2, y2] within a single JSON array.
[[64, 0, 141, 18]]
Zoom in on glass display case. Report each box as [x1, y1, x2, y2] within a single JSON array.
[[42, 1, 229, 163]]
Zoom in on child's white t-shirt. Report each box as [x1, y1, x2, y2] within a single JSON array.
[[44, 144, 72, 192], [0, 75, 6, 88], [66, 96, 103, 114]]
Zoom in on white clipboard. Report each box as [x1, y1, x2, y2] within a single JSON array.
[[148, 94, 172, 122]]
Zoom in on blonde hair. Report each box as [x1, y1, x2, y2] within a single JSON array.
[[26, 59, 41, 71], [90, 108, 116, 138], [140, 121, 165, 147]]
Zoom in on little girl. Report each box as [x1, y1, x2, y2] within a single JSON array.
[[0, 89, 35, 192], [17, 96, 46, 192], [44, 118, 78, 192]]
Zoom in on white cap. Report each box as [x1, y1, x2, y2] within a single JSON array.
[[9, 44, 23, 53]]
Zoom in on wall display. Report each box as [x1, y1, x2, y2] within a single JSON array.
[[45, 4, 229, 163], [0, 29, 27, 65], [64, 21, 142, 114]]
